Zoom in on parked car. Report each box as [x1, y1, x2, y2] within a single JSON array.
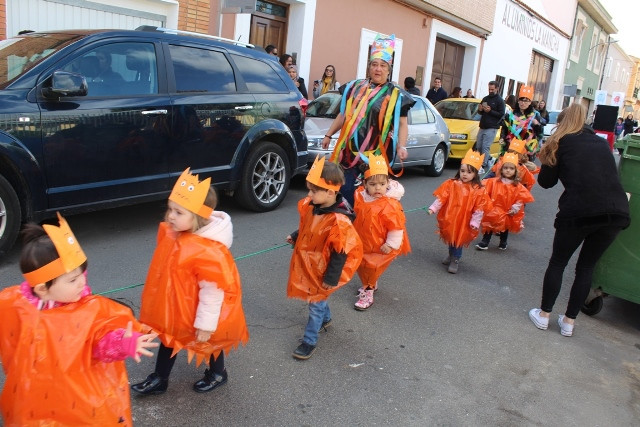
[[0, 27, 308, 253], [435, 98, 501, 160], [306, 92, 450, 176], [542, 110, 561, 141]]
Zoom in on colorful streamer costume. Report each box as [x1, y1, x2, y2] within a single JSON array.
[[353, 179, 411, 288], [481, 177, 535, 233]]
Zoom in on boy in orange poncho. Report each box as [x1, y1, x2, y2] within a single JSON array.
[[476, 152, 535, 251], [133, 168, 249, 395], [286, 156, 363, 360], [353, 154, 411, 310], [429, 149, 490, 274], [0, 214, 158, 426]]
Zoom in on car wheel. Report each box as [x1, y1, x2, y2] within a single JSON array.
[[0, 174, 21, 255], [580, 295, 604, 316], [425, 144, 447, 177], [234, 142, 290, 212]]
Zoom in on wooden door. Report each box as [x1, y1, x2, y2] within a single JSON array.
[[528, 51, 553, 102], [250, 16, 285, 53], [431, 37, 465, 95]]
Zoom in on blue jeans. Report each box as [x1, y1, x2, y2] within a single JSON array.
[[340, 167, 358, 207], [475, 128, 497, 169], [449, 245, 463, 259], [303, 300, 331, 346]]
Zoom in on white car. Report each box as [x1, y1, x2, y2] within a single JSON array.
[[306, 92, 451, 176], [542, 110, 561, 141]]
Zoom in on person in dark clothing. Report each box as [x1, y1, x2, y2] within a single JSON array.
[[475, 81, 506, 171], [286, 158, 363, 360], [404, 76, 421, 95], [623, 113, 637, 136], [464, 89, 475, 98], [265, 44, 278, 56], [528, 103, 630, 337], [426, 77, 447, 104]]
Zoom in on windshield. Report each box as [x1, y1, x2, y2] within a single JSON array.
[[548, 111, 560, 124], [306, 93, 341, 118], [436, 100, 481, 121], [0, 33, 82, 89]]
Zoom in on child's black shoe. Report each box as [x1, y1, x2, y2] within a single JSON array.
[[131, 373, 168, 395], [475, 241, 488, 250], [292, 342, 316, 360], [193, 369, 228, 393], [498, 242, 508, 251]]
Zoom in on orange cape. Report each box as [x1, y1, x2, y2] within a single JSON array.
[[140, 222, 249, 366], [481, 178, 535, 233], [0, 288, 137, 426], [433, 179, 489, 247], [287, 197, 363, 303], [353, 189, 411, 287]]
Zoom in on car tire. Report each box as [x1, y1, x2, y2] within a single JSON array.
[[425, 143, 447, 177], [580, 295, 604, 316], [0, 174, 21, 255], [234, 142, 290, 212]]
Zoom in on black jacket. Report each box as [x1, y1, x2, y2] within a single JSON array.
[[478, 93, 506, 129], [426, 87, 447, 104], [538, 126, 630, 229]]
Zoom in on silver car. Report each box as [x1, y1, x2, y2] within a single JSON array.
[[306, 92, 451, 176]]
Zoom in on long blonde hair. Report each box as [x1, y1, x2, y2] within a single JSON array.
[[538, 103, 586, 166]]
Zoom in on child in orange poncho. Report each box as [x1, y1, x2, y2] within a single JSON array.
[[286, 156, 363, 360], [133, 169, 249, 395], [476, 153, 535, 251], [0, 214, 158, 426], [429, 149, 489, 274], [352, 154, 410, 310], [491, 138, 538, 190]]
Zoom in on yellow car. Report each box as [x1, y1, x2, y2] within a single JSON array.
[[434, 98, 501, 160]]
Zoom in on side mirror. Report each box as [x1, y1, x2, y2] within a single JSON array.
[[42, 70, 88, 98]]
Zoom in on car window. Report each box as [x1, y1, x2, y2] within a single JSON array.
[[409, 99, 429, 125], [64, 42, 158, 96], [436, 101, 480, 121], [231, 54, 288, 92], [548, 111, 559, 124], [307, 93, 341, 118], [169, 45, 236, 93], [425, 106, 436, 124]]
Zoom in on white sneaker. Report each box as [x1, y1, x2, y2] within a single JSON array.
[[557, 315, 574, 337], [528, 308, 549, 330]]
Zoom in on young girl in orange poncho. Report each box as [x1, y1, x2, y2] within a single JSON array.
[[133, 168, 249, 395], [428, 149, 490, 274], [0, 214, 158, 426], [352, 154, 410, 310], [475, 152, 535, 251]]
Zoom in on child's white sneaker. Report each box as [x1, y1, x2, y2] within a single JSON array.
[[528, 308, 549, 330], [354, 289, 374, 310], [558, 315, 574, 337]]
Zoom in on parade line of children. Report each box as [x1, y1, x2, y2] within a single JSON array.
[[1, 147, 538, 424]]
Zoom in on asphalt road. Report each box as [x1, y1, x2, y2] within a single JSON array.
[[1, 162, 639, 426]]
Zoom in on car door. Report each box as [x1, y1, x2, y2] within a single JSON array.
[[39, 40, 172, 209], [165, 43, 257, 185], [406, 97, 439, 165]]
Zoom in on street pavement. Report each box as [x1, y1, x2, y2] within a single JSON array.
[[1, 162, 639, 426]]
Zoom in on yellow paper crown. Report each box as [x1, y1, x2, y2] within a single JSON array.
[[169, 168, 213, 218], [462, 149, 484, 171], [23, 213, 87, 287], [508, 139, 526, 154], [306, 155, 341, 191], [502, 152, 519, 167], [519, 85, 534, 100], [369, 34, 395, 65], [364, 154, 388, 178]]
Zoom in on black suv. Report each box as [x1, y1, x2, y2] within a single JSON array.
[[0, 27, 308, 252]]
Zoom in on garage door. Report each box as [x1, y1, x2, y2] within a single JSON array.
[[7, 0, 165, 36]]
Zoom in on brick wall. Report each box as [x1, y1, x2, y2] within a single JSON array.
[[0, 0, 6, 40], [177, 0, 211, 33]]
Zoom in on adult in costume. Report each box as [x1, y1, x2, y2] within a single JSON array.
[[501, 85, 542, 160]]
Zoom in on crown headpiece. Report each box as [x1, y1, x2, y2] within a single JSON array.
[[169, 168, 213, 218], [502, 152, 519, 167], [369, 34, 395, 65], [519, 85, 534, 100], [23, 213, 87, 287], [364, 153, 389, 178], [508, 139, 526, 154], [462, 149, 484, 171], [306, 155, 341, 191]]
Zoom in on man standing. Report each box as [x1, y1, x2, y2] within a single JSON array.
[[475, 81, 505, 172], [426, 77, 447, 104], [404, 77, 421, 95]]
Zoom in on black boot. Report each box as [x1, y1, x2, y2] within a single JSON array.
[[131, 373, 168, 395], [193, 369, 228, 393]]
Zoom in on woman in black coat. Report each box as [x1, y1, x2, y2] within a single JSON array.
[[528, 103, 630, 337], [623, 113, 637, 136]]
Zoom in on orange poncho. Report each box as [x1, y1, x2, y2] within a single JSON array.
[[433, 179, 489, 247], [0, 288, 138, 426], [481, 178, 534, 233], [353, 188, 411, 288], [140, 222, 248, 365], [287, 197, 363, 303]]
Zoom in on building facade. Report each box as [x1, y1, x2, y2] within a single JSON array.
[[598, 42, 634, 116]]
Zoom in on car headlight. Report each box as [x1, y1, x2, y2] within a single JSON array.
[[450, 133, 468, 140], [308, 137, 336, 150]]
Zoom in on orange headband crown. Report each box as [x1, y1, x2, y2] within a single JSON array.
[[306, 155, 341, 191], [502, 152, 519, 168], [508, 139, 526, 154], [519, 85, 534, 100], [23, 213, 87, 287], [169, 168, 214, 218], [364, 153, 388, 178], [462, 149, 484, 171]]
